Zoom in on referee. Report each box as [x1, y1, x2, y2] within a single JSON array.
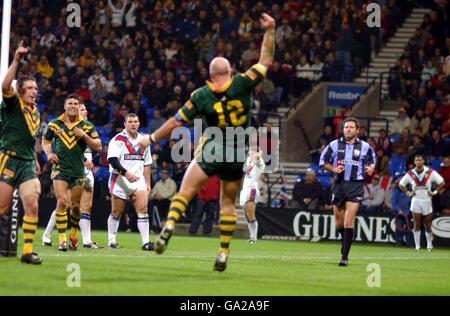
[[319, 117, 376, 266]]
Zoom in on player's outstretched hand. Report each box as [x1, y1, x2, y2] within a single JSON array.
[[260, 13, 276, 31]]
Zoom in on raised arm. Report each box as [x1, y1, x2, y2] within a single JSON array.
[[2, 41, 28, 95], [140, 117, 183, 148], [258, 13, 276, 68]]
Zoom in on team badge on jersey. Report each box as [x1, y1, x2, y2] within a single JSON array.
[[353, 149, 360, 157]]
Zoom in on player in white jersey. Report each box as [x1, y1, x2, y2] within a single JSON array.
[[107, 113, 154, 250], [399, 155, 445, 251], [42, 103, 101, 249], [239, 147, 265, 243]]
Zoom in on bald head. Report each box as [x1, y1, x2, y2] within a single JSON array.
[[209, 57, 231, 77]]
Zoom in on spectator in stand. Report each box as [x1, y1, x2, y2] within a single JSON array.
[[90, 79, 108, 104], [148, 110, 166, 134], [150, 169, 177, 220], [357, 126, 368, 142], [429, 108, 444, 133], [336, 22, 353, 67], [408, 134, 426, 163], [377, 128, 392, 157], [91, 98, 111, 126], [322, 52, 342, 82], [188, 176, 220, 236], [393, 127, 412, 155], [294, 55, 313, 97], [427, 130, 448, 158], [390, 178, 413, 247], [375, 149, 390, 176], [111, 105, 129, 136], [360, 175, 385, 213], [131, 99, 147, 128], [391, 107, 411, 135], [410, 108, 431, 137], [291, 169, 323, 210], [76, 79, 91, 104]]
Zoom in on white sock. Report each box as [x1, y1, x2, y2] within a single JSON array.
[[108, 214, 120, 244], [79, 213, 92, 245], [137, 213, 149, 245], [247, 220, 258, 240], [413, 230, 421, 249], [425, 231, 433, 249], [43, 211, 56, 240]]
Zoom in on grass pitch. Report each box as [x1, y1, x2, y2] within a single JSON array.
[[1, 230, 449, 296]]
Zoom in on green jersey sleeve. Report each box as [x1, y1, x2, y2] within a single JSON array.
[[176, 89, 201, 123], [1, 90, 19, 112], [237, 64, 267, 92], [44, 120, 57, 141]]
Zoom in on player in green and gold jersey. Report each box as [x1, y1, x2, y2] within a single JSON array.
[[0, 41, 42, 264], [140, 13, 276, 272], [42, 94, 101, 251]]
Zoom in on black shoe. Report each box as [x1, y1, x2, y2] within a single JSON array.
[[108, 242, 120, 249], [213, 252, 228, 272], [142, 242, 155, 251], [155, 223, 174, 255], [338, 258, 348, 267], [83, 242, 103, 249], [21, 252, 42, 265]]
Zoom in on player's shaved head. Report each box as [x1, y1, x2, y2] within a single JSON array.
[[209, 57, 231, 77]]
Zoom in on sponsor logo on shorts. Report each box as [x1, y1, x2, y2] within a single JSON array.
[[124, 154, 144, 160]]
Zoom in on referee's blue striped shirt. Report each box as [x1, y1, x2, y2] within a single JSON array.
[[319, 137, 376, 181]]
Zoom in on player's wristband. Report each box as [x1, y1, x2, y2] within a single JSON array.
[[431, 190, 438, 196]]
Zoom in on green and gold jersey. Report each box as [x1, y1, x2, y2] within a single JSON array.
[[176, 64, 266, 161], [0, 92, 40, 160], [44, 113, 98, 177]]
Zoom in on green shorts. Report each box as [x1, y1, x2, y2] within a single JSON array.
[[197, 160, 244, 181], [0, 153, 37, 188], [51, 170, 85, 189]]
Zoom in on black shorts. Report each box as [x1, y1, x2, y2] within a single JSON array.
[[332, 181, 364, 207]]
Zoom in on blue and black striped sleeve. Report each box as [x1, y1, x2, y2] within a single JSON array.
[[363, 142, 376, 166], [319, 141, 335, 167]]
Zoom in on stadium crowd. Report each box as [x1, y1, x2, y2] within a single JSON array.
[[1, 0, 448, 229]]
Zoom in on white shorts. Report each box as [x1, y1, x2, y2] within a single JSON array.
[[410, 198, 433, 216], [108, 173, 146, 200], [84, 170, 94, 189], [240, 187, 259, 206]]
